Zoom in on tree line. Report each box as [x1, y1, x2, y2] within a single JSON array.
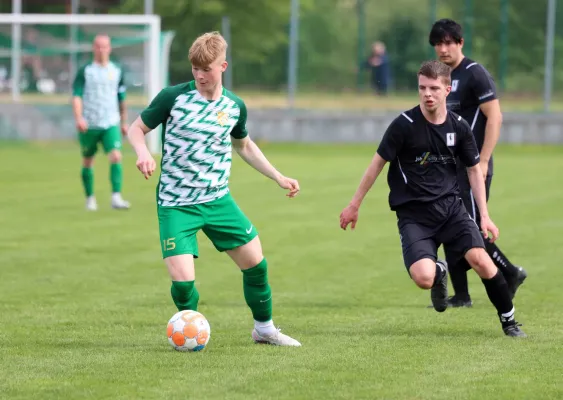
[[6, 0, 563, 94]]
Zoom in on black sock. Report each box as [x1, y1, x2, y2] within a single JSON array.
[[481, 270, 515, 325], [484, 241, 519, 278], [449, 258, 471, 301], [433, 262, 446, 287]]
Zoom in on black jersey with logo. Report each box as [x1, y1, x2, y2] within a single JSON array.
[[376, 106, 480, 211], [447, 57, 498, 176]]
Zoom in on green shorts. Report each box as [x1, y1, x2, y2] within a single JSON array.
[[78, 125, 122, 158], [157, 192, 258, 259]]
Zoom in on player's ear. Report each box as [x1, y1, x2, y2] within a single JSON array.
[[221, 60, 228, 72]]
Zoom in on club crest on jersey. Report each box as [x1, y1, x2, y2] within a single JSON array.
[[446, 132, 456, 146], [217, 111, 229, 126], [451, 80, 459, 92]]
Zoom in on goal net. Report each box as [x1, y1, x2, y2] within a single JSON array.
[[0, 13, 168, 153]]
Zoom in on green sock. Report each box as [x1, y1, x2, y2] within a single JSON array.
[[242, 259, 273, 322], [81, 167, 94, 197], [110, 163, 123, 193], [171, 281, 199, 311]]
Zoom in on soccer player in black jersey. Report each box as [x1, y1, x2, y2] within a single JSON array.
[[340, 60, 526, 337], [429, 19, 527, 308]]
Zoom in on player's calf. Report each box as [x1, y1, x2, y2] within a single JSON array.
[[465, 248, 527, 337], [227, 237, 301, 346], [171, 281, 200, 311], [108, 150, 130, 209], [228, 238, 274, 332], [81, 157, 96, 210], [242, 260, 301, 346], [448, 258, 473, 305], [166, 255, 200, 311]]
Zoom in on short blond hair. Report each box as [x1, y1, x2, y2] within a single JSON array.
[[189, 31, 228, 67]]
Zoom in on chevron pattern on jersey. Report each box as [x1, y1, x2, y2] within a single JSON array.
[[158, 90, 243, 206], [81, 62, 124, 129]]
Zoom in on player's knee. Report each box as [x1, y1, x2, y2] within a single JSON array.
[[82, 157, 94, 168], [413, 276, 434, 289], [409, 262, 435, 289], [109, 150, 122, 163], [466, 248, 497, 279], [228, 236, 264, 270], [165, 254, 195, 281]]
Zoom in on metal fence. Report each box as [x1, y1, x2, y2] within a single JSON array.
[[223, 0, 562, 112], [0, 0, 562, 146]]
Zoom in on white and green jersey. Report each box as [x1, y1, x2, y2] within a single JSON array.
[[140, 81, 248, 207], [72, 61, 126, 129]]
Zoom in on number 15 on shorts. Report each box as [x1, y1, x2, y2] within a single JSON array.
[[162, 238, 176, 251]]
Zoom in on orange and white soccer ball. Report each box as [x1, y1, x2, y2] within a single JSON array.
[[167, 310, 211, 352]]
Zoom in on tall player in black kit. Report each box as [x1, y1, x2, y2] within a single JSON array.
[[429, 19, 527, 307], [339, 60, 526, 337]]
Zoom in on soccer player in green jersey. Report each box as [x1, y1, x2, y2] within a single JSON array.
[[72, 34, 131, 211], [127, 32, 301, 346]]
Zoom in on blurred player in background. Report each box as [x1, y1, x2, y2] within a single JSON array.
[[127, 32, 302, 347], [428, 19, 527, 307], [340, 60, 526, 337], [72, 34, 130, 211]]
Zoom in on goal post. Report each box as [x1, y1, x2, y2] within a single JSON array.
[[0, 13, 164, 154]]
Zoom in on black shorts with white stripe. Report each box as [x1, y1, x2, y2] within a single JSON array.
[[396, 195, 486, 270]]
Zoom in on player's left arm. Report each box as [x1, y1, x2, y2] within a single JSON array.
[[232, 137, 299, 198], [118, 67, 128, 135], [458, 120, 499, 242], [231, 101, 299, 198], [473, 65, 502, 178]]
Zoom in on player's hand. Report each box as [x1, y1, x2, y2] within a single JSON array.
[[136, 149, 156, 180], [120, 123, 129, 137], [76, 117, 88, 133], [340, 203, 359, 230], [480, 215, 499, 243], [479, 160, 488, 180], [276, 176, 300, 198]]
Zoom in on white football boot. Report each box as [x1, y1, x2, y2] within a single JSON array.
[[111, 193, 131, 210], [85, 196, 98, 211], [252, 328, 302, 347]]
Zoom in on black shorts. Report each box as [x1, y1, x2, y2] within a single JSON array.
[[396, 195, 485, 270], [457, 169, 492, 221]]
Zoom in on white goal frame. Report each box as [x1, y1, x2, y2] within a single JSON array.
[[0, 13, 163, 153]]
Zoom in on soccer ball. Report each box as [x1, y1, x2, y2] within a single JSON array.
[[166, 310, 211, 352]]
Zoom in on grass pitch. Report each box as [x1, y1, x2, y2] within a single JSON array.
[[0, 142, 562, 399]]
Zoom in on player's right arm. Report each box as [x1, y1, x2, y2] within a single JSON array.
[[340, 118, 403, 230], [127, 87, 175, 180], [72, 66, 87, 132], [128, 117, 156, 179]]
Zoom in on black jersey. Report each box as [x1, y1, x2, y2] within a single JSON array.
[[447, 57, 498, 176], [376, 106, 480, 211]]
